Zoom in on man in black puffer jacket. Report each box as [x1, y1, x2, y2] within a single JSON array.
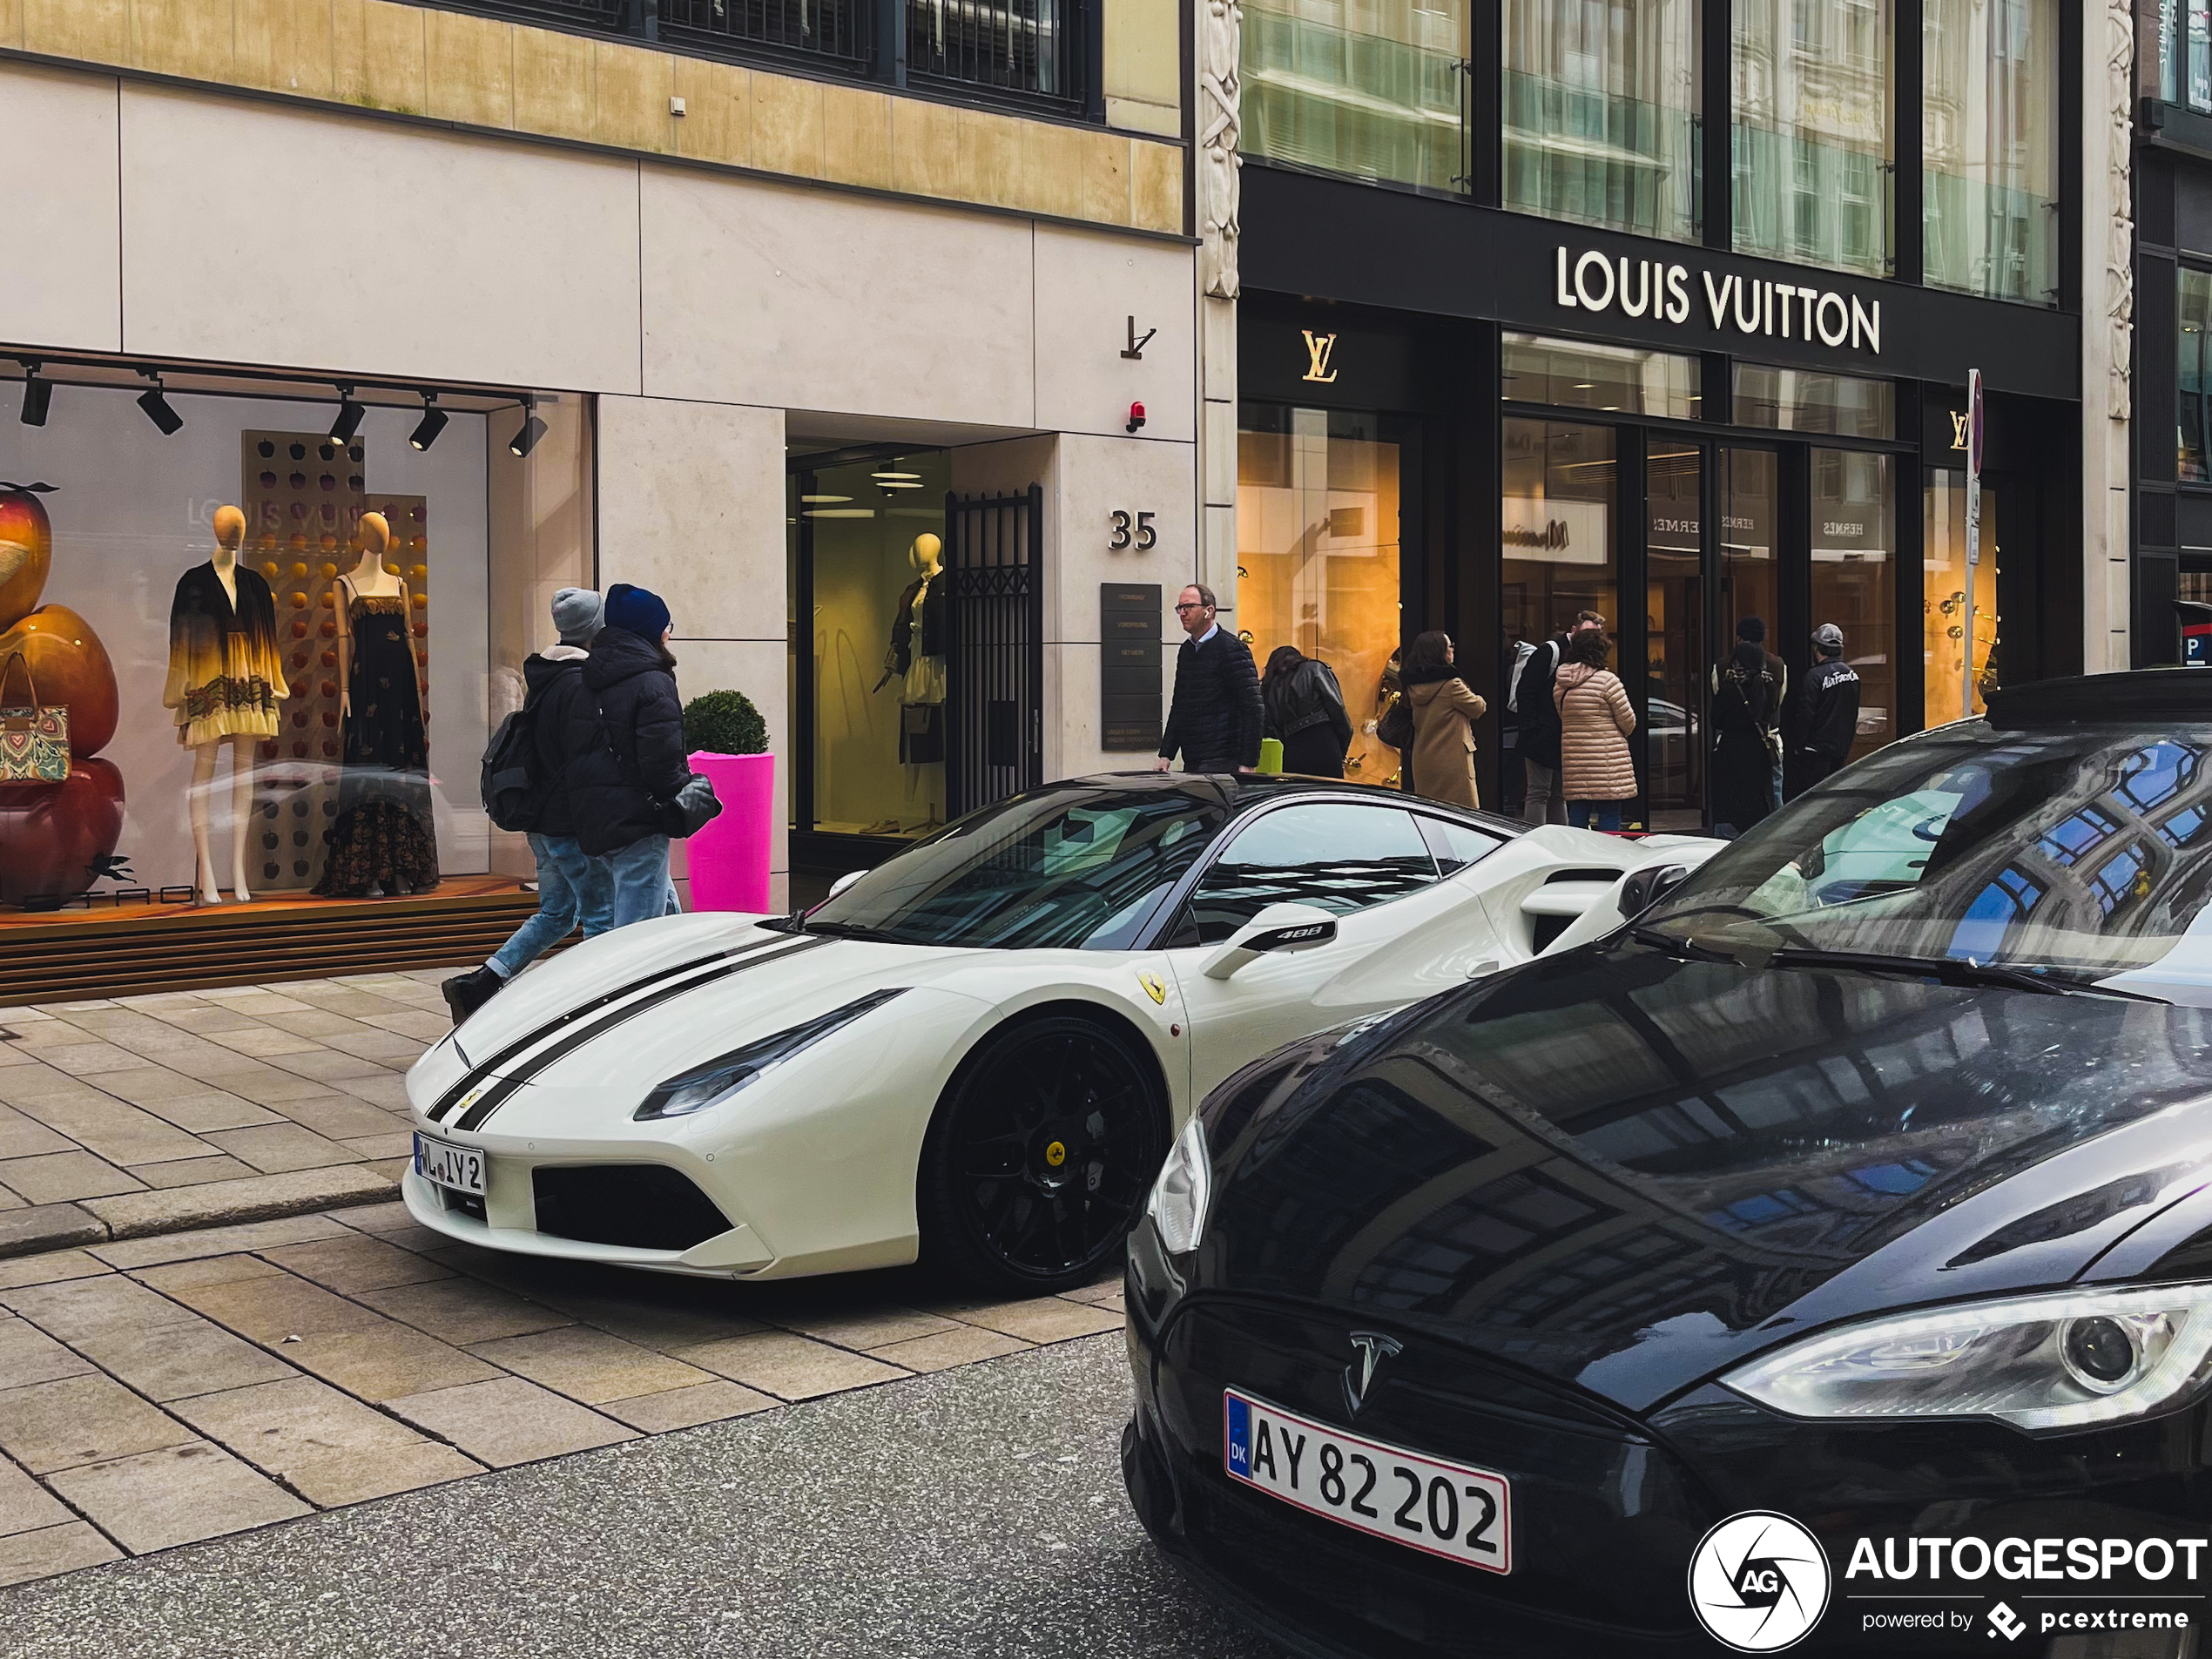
[[1154, 583, 1263, 774], [442, 589, 615, 1021], [566, 583, 691, 929]]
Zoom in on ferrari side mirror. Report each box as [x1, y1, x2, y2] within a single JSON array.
[[1617, 863, 1689, 919], [1203, 902, 1339, 980], [827, 869, 867, 900]]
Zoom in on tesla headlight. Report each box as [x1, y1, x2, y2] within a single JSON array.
[[633, 989, 907, 1121], [1145, 1116, 1212, 1255], [1723, 1283, 2212, 1434]]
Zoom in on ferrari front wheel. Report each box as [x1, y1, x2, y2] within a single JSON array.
[[921, 1015, 1165, 1296]]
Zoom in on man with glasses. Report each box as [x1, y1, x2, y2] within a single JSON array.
[[1154, 583, 1263, 776]]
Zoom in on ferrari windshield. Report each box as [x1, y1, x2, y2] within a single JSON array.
[[801, 782, 1229, 949], [1640, 720, 2212, 981]]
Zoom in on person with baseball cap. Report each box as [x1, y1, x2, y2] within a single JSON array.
[[1781, 622, 1862, 801]]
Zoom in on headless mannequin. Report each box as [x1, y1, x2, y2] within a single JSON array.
[[182, 507, 266, 905], [904, 534, 945, 826], [333, 512, 403, 720]]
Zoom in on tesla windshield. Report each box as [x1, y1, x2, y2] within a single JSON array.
[[800, 784, 1229, 949], [1641, 721, 2212, 981]]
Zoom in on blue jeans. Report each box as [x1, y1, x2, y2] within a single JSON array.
[[1567, 799, 1623, 833], [602, 834, 681, 930], [490, 834, 611, 978]]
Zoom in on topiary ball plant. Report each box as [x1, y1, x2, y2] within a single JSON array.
[[683, 690, 768, 756]]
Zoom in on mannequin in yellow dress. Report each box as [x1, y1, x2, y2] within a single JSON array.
[[164, 504, 288, 904]]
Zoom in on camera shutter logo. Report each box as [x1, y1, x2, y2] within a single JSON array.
[[1687, 1511, 1831, 1653]]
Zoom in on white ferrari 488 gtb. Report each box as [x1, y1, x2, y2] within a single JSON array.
[[404, 773, 1714, 1293]]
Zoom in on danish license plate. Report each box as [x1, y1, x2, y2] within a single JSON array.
[[1224, 1389, 1511, 1575], [413, 1132, 486, 1197]]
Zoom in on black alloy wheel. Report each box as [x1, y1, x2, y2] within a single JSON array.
[[921, 1015, 1165, 1295]]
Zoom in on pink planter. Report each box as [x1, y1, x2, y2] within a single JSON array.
[[685, 750, 775, 913]]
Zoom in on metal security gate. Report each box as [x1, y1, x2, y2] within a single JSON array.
[[943, 485, 1044, 817]]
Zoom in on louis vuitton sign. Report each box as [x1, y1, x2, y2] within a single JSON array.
[[1554, 246, 1882, 356]]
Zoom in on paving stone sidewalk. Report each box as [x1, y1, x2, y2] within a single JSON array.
[[0, 971, 460, 1257], [0, 1201, 1126, 1588]]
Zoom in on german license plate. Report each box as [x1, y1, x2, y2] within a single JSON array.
[[1223, 1389, 1511, 1575], [413, 1131, 486, 1197]]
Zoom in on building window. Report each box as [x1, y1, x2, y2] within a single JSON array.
[[2182, 269, 2212, 484], [1503, 334, 1703, 417], [1242, 0, 1470, 192], [1921, 0, 2056, 303], [1731, 363, 1894, 438], [1731, 0, 1892, 279], [1923, 468, 2000, 724], [1501, 0, 1702, 241], [2160, 0, 2212, 109], [1810, 448, 1893, 761]]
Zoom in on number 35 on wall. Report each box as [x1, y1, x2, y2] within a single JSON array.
[[1109, 510, 1157, 551]]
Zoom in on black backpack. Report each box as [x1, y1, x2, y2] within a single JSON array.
[[481, 701, 551, 832]]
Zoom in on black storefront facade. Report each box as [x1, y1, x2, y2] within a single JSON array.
[[1235, 168, 2084, 829], [2140, 90, 2212, 657]]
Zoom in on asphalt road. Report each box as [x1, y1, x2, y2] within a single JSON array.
[[0, 1332, 1284, 1659]]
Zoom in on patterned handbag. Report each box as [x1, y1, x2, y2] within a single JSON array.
[[0, 651, 69, 784]]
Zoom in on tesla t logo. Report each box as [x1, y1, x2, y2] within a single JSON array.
[[1342, 1332, 1402, 1416], [1301, 330, 1339, 383]]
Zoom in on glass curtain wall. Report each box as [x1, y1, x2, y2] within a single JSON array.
[[1922, 0, 2057, 302], [1811, 448, 1894, 759], [1238, 407, 1406, 785], [1243, 0, 1470, 190], [1732, 0, 1892, 276], [2183, 268, 2212, 483], [1501, 333, 1703, 415], [2157, 0, 2212, 109], [1501, 0, 1703, 240]]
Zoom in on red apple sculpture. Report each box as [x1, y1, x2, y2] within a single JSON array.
[[0, 483, 126, 906]]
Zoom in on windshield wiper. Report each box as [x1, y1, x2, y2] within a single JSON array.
[[1763, 948, 2157, 1001], [1628, 925, 1738, 964], [799, 919, 914, 945]]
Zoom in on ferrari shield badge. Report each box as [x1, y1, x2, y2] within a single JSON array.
[[1137, 971, 1167, 1006]]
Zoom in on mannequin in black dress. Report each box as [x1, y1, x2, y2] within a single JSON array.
[[313, 512, 438, 895]]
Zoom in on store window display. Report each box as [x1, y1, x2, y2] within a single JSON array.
[[1236, 406, 1406, 785], [0, 373, 591, 915], [794, 452, 951, 841]]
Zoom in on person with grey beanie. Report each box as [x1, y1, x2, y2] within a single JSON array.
[[443, 588, 615, 1022]]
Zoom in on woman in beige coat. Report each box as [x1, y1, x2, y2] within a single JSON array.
[[1402, 631, 1487, 810], [1551, 629, 1636, 831]]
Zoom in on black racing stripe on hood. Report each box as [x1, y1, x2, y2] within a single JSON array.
[[428, 934, 793, 1123], [451, 936, 833, 1132]]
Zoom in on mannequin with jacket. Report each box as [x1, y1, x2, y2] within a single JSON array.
[[1261, 646, 1353, 777], [1403, 631, 1487, 810]]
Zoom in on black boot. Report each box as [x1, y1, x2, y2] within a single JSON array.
[[442, 965, 506, 1024]]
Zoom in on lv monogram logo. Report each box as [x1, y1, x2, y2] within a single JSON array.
[[1301, 330, 1340, 384], [1948, 410, 1970, 450]]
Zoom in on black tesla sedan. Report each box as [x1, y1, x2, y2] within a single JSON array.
[[1123, 671, 2212, 1657]]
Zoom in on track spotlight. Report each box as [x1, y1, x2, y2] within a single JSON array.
[[508, 401, 546, 458], [328, 390, 365, 443], [18, 368, 51, 428], [137, 380, 183, 435], [408, 396, 447, 452]]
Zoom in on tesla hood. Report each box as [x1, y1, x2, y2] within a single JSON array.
[[1199, 943, 2212, 1412]]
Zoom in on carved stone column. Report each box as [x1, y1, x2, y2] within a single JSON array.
[[1195, 0, 1243, 619]]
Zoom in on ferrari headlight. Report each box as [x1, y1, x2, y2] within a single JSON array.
[[1723, 1283, 2212, 1434], [1145, 1116, 1212, 1255], [633, 989, 907, 1121]]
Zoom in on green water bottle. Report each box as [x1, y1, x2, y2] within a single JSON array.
[[1257, 737, 1284, 774]]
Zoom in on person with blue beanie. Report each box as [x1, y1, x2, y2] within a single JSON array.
[[564, 583, 690, 929]]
